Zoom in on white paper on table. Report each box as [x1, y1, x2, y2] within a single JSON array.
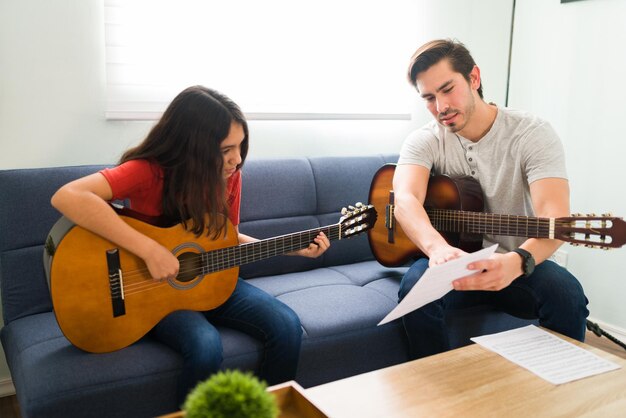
[[378, 244, 498, 326], [471, 325, 621, 384]]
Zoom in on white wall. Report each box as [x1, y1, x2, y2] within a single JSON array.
[[0, 0, 513, 394], [509, 0, 626, 334]]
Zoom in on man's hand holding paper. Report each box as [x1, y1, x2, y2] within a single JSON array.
[[452, 249, 525, 292], [378, 244, 499, 326]]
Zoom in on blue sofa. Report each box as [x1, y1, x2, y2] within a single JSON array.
[[0, 155, 532, 417]]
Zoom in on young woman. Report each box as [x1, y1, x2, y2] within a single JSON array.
[[51, 85, 330, 403]]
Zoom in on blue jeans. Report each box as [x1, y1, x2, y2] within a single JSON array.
[[150, 278, 302, 403], [398, 258, 589, 360]]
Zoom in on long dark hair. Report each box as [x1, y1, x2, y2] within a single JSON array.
[[407, 39, 484, 99], [120, 85, 249, 238]]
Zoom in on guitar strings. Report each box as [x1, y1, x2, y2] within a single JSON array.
[[426, 209, 581, 225], [120, 233, 338, 294], [426, 209, 553, 236]]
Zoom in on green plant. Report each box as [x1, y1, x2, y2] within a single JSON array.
[[183, 370, 279, 418]]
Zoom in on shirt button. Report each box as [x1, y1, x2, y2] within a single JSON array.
[[471, 171, 476, 175], [468, 158, 473, 162], [468, 146, 473, 150]]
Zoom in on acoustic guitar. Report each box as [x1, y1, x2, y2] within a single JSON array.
[[44, 203, 376, 353], [368, 164, 625, 267]]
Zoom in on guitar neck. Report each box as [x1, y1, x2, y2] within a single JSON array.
[[202, 224, 340, 274], [427, 208, 553, 239]]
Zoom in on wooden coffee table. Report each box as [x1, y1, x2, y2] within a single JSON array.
[[305, 336, 626, 417]]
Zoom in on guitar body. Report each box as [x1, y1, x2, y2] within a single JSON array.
[[368, 164, 484, 267], [47, 215, 239, 353]]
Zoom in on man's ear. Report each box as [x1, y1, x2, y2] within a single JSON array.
[[469, 65, 481, 90]]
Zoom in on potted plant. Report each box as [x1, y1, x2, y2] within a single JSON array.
[[183, 370, 279, 418]]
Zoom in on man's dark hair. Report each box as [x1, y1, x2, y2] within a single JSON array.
[[407, 39, 483, 99]]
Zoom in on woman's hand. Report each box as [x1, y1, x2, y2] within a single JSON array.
[[291, 232, 331, 258], [142, 241, 180, 282]]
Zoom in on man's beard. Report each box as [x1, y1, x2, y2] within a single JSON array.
[[439, 92, 475, 134]]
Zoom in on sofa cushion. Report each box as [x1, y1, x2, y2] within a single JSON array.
[[248, 261, 407, 338], [0, 165, 108, 324], [0, 312, 265, 417], [240, 158, 316, 221], [0, 166, 109, 252], [309, 155, 395, 214], [0, 246, 52, 323], [239, 155, 398, 278]]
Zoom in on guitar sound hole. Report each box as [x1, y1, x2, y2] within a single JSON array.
[[176, 252, 202, 282]]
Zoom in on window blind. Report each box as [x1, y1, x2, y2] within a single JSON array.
[[104, 0, 417, 120]]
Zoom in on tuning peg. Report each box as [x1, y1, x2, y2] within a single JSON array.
[[355, 202, 363, 208], [587, 213, 596, 217], [602, 212, 613, 217], [572, 213, 582, 217], [341, 207, 348, 215]]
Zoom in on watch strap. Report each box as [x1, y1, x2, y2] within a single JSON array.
[[512, 247, 535, 277]]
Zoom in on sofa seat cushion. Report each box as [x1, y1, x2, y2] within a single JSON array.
[[1, 312, 272, 417], [248, 260, 407, 338], [247, 260, 411, 387], [0, 313, 179, 417]]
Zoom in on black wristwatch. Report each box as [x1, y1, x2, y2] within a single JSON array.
[[512, 248, 535, 277]]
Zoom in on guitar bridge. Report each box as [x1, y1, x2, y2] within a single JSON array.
[[386, 191, 395, 244], [106, 249, 126, 318]]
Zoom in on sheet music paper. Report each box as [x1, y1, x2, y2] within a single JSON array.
[[471, 325, 621, 384], [378, 244, 498, 326]]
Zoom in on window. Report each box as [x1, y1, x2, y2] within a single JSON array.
[[104, 0, 417, 120]]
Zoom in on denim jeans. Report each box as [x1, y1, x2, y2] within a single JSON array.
[[398, 258, 589, 360], [150, 278, 302, 404]]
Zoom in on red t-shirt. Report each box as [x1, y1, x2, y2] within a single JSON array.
[[100, 159, 241, 226]]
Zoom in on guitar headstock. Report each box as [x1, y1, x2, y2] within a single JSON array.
[[339, 202, 378, 239], [555, 214, 626, 249]]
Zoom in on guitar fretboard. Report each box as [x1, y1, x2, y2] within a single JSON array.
[[201, 224, 341, 274], [426, 208, 553, 238]]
